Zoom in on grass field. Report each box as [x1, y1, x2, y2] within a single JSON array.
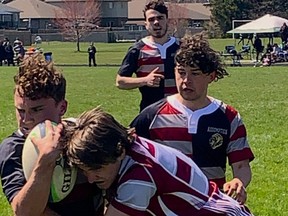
[[0, 41, 288, 215]]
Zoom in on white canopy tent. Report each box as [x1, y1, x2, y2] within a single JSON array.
[[228, 14, 288, 34]]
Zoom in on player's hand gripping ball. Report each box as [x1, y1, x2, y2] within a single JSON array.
[[22, 122, 77, 202]]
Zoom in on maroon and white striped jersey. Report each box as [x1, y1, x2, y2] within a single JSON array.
[[111, 136, 252, 216], [118, 37, 179, 111], [131, 95, 255, 188]]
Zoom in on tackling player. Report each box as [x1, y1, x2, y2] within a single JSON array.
[[44, 107, 253, 216]]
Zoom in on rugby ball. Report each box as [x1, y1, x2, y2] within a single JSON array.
[[22, 122, 78, 203]]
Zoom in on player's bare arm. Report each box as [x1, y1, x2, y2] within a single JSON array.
[[223, 159, 252, 204], [11, 121, 64, 216], [116, 67, 164, 89]]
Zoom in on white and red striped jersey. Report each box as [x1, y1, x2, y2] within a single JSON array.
[[131, 95, 254, 188], [111, 136, 253, 216], [118, 37, 179, 111]]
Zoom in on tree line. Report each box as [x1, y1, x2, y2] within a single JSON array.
[[208, 0, 288, 36]]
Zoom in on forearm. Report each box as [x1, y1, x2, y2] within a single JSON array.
[[232, 163, 252, 187], [12, 160, 55, 216], [116, 75, 147, 89]]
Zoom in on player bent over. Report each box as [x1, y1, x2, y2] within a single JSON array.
[[39, 107, 253, 216]]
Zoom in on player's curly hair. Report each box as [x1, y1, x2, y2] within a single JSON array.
[[14, 53, 66, 103], [64, 107, 135, 170], [175, 33, 229, 80], [143, 0, 168, 19]]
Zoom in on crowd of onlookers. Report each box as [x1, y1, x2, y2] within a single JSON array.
[[255, 22, 288, 66], [235, 25, 288, 67], [0, 36, 44, 66], [0, 37, 25, 66], [259, 41, 288, 66]]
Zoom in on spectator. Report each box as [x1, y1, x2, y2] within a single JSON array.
[[247, 34, 253, 44], [38, 107, 253, 215], [237, 34, 244, 45], [5, 42, 15, 66], [3, 37, 9, 47], [280, 22, 288, 44], [131, 33, 254, 204], [13, 37, 22, 47], [88, 43, 97, 67], [34, 35, 42, 45], [270, 43, 282, 62], [253, 34, 263, 63], [260, 43, 273, 66], [116, 0, 180, 111], [13, 42, 25, 66], [0, 41, 5, 66], [0, 53, 104, 216]]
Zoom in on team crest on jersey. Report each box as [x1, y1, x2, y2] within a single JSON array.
[[209, 133, 223, 149]]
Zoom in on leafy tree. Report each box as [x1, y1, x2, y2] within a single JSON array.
[[209, 0, 288, 35], [209, 0, 254, 35], [250, 0, 288, 19], [54, 0, 101, 52]]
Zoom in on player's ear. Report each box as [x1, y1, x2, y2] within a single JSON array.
[[208, 72, 216, 83], [59, 100, 68, 116], [144, 21, 148, 30], [118, 148, 126, 161]]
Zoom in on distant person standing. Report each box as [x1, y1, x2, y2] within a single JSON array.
[[34, 35, 42, 45], [237, 34, 244, 45], [14, 44, 25, 66], [253, 35, 263, 63], [5, 42, 15, 66], [3, 37, 9, 47], [0, 41, 5, 66], [116, 0, 180, 112], [88, 43, 97, 67], [280, 22, 288, 44], [13, 37, 22, 47], [247, 34, 253, 45]]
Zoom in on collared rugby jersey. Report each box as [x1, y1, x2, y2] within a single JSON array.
[[111, 136, 252, 216], [131, 95, 254, 188], [118, 37, 180, 111]]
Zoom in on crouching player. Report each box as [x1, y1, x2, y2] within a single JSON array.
[[37, 107, 253, 215]]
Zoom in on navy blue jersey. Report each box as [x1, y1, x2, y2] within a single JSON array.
[[0, 130, 103, 216], [118, 37, 180, 111]]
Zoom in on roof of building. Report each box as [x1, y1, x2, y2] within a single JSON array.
[[0, 3, 22, 13], [6, 0, 63, 19], [128, 0, 211, 21]]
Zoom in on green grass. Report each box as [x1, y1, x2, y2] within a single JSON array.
[[37, 41, 132, 65], [0, 41, 288, 215]]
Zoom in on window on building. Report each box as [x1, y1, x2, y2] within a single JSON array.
[[109, 2, 114, 9]]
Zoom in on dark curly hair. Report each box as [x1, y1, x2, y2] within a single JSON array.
[[14, 53, 66, 103], [175, 34, 229, 80], [143, 0, 168, 20]]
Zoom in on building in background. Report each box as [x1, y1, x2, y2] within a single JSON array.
[[45, 0, 130, 28], [0, 4, 21, 29], [6, 0, 65, 33], [126, 0, 211, 37]]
